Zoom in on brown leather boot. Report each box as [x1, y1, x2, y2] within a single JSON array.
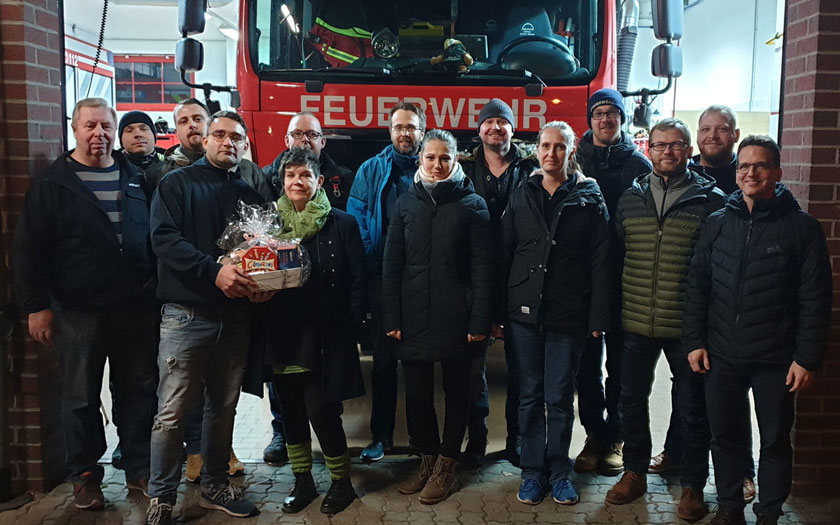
[[605, 470, 646, 504], [677, 487, 708, 521], [418, 455, 458, 504], [398, 454, 436, 495]]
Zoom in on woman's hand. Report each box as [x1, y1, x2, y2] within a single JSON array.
[[467, 334, 487, 343], [386, 330, 402, 341], [491, 323, 505, 339], [591, 330, 603, 338]]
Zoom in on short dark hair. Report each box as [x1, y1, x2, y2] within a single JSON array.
[[173, 98, 209, 121], [698, 104, 737, 130], [650, 117, 692, 145], [208, 110, 247, 135], [281, 147, 321, 178], [389, 101, 426, 131], [737, 135, 781, 168]]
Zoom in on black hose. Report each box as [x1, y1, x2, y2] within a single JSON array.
[[616, 26, 637, 93], [85, 0, 108, 97]]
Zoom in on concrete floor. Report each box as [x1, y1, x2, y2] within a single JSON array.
[[4, 341, 835, 524]]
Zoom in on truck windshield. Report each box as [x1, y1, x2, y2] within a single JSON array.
[[252, 0, 601, 84]]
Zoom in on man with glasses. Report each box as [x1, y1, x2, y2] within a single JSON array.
[[683, 135, 831, 525], [146, 111, 275, 525], [605, 118, 725, 522], [347, 101, 425, 463], [263, 112, 355, 210], [573, 88, 651, 477]]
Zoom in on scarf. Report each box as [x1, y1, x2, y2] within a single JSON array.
[[414, 161, 465, 203], [276, 187, 332, 241]]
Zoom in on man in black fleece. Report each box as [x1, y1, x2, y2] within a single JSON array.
[[146, 111, 274, 525], [573, 88, 651, 476]]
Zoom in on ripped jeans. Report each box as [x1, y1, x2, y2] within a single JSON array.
[[148, 303, 250, 503]]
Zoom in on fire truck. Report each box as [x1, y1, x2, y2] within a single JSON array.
[[176, 0, 682, 166]]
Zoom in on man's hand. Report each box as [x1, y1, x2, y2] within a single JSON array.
[[591, 330, 603, 338], [491, 323, 505, 340], [29, 309, 55, 348], [467, 334, 487, 343], [786, 361, 815, 392], [386, 330, 402, 341], [215, 265, 257, 298], [688, 348, 710, 374], [247, 289, 278, 303]]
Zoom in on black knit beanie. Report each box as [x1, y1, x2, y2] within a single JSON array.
[[587, 88, 626, 128], [119, 110, 156, 141], [477, 98, 515, 133]]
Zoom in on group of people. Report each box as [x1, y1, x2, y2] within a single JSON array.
[[12, 90, 831, 525]]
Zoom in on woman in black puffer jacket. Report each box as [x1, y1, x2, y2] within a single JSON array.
[[382, 129, 494, 505]]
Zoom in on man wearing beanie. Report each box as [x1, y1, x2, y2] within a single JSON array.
[[461, 98, 538, 468], [573, 88, 651, 477], [119, 110, 165, 175], [347, 101, 424, 463]]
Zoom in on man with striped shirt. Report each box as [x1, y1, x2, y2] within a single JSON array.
[[13, 97, 158, 511]]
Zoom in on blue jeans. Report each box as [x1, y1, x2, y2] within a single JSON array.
[[54, 298, 157, 482], [576, 330, 623, 444], [511, 322, 585, 483], [619, 333, 710, 489], [148, 303, 250, 503]]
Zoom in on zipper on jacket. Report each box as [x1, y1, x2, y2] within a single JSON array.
[[734, 216, 754, 328], [650, 223, 664, 330]]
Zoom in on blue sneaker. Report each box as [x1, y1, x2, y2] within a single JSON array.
[[360, 439, 390, 463], [517, 479, 546, 505], [552, 478, 579, 505]]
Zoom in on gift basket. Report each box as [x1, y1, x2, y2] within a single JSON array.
[[216, 201, 311, 291]]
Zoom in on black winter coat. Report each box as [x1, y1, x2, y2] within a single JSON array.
[[14, 150, 155, 313], [501, 172, 612, 333], [381, 174, 494, 361], [576, 130, 652, 218], [263, 150, 355, 211], [245, 210, 367, 403], [682, 185, 832, 370]]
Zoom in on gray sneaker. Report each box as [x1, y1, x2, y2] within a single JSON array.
[[199, 484, 259, 518], [146, 498, 174, 525]]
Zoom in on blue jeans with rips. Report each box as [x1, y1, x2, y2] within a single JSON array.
[[511, 322, 586, 484], [54, 297, 158, 482], [148, 303, 250, 504]]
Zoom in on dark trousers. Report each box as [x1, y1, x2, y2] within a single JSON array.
[[402, 357, 472, 458], [272, 372, 346, 457], [576, 329, 623, 444], [619, 333, 710, 489], [664, 378, 755, 478], [503, 335, 520, 447], [511, 322, 585, 483], [706, 358, 793, 518], [368, 278, 405, 443], [54, 298, 157, 481], [466, 341, 490, 446]]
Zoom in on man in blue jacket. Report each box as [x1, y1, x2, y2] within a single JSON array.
[[684, 136, 832, 525], [13, 97, 158, 511], [347, 101, 425, 462]]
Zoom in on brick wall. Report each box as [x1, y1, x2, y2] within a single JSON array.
[[781, 0, 840, 497], [0, 0, 66, 494]]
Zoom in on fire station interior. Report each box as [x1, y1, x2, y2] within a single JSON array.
[[56, 0, 790, 469]]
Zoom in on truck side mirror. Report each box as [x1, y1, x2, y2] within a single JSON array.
[[651, 43, 682, 78], [176, 37, 204, 72], [651, 0, 683, 41], [179, 0, 208, 36]]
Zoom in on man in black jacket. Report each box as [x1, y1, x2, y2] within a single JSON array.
[[262, 112, 355, 210], [573, 88, 651, 476], [684, 136, 832, 525], [13, 97, 158, 511], [119, 110, 165, 175], [146, 111, 274, 525], [460, 98, 539, 466], [689, 105, 740, 195], [145, 98, 209, 187]]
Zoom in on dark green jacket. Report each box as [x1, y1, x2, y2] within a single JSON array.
[[615, 169, 726, 339]]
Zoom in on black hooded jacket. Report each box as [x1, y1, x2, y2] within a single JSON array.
[[381, 173, 494, 361], [682, 184, 832, 370], [576, 130, 652, 218]]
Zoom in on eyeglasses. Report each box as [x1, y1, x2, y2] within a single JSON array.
[[737, 162, 774, 174], [209, 130, 245, 144], [391, 124, 421, 134], [287, 130, 323, 141], [591, 110, 620, 121], [649, 141, 688, 152]]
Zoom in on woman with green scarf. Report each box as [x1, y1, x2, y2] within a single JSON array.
[[264, 148, 367, 515]]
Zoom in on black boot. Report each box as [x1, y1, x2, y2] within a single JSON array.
[[282, 472, 318, 513], [319, 478, 357, 515]]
